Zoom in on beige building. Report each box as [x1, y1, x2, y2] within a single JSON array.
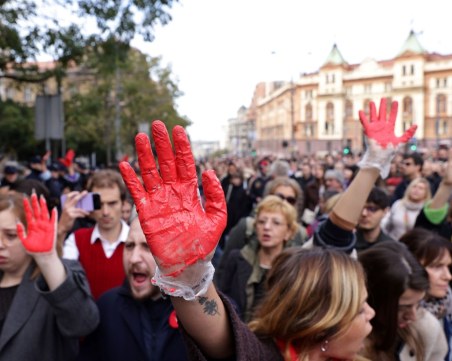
[[253, 31, 452, 157]]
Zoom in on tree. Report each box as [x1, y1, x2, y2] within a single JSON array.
[[0, 0, 178, 82], [63, 46, 190, 165], [0, 99, 40, 159]]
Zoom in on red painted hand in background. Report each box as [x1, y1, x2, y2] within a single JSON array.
[[17, 194, 57, 254], [359, 98, 417, 148], [119, 121, 227, 277]]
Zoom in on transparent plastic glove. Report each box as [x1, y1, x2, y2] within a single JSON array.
[[17, 194, 58, 254], [119, 121, 227, 300], [358, 98, 417, 178]]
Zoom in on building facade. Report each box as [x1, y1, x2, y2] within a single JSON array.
[[253, 31, 452, 157]]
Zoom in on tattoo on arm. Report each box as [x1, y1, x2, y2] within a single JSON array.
[[198, 296, 220, 316]]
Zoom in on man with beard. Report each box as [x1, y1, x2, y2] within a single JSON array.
[[77, 218, 188, 361]]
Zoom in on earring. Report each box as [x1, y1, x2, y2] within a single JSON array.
[[320, 339, 329, 352]]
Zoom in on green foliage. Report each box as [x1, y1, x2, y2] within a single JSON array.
[[0, 0, 178, 80], [0, 99, 39, 158], [64, 45, 190, 164]]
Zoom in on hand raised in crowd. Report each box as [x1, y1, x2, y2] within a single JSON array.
[[358, 98, 417, 178], [119, 120, 227, 278], [359, 98, 417, 148], [17, 194, 57, 254], [57, 191, 90, 241]]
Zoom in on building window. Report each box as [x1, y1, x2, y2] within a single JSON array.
[[437, 78, 441, 88], [410, 64, 415, 75], [385, 82, 392, 92], [437, 94, 447, 114], [402, 65, 406, 76], [364, 84, 372, 94], [331, 74, 335, 83], [326, 102, 334, 135], [444, 78, 448, 87], [6, 88, 15, 100], [24, 87, 32, 102], [363, 99, 371, 117], [305, 103, 313, 121], [403, 96, 413, 117], [345, 100, 353, 118]]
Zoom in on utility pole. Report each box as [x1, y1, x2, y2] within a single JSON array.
[[290, 77, 295, 158]]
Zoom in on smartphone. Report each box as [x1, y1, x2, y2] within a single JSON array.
[[60, 192, 101, 211]]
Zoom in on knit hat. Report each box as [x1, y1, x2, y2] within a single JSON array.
[[324, 169, 344, 184]]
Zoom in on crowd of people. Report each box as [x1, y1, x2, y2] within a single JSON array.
[[0, 98, 452, 360]]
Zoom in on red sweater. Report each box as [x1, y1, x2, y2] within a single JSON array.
[[75, 227, 125, 300]]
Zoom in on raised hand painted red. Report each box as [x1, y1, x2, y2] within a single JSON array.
[[359, 98, 417, 148], [17, 194, 57, 253], [119, 120, 227, 277]]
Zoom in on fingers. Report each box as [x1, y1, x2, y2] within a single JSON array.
[[173, 125, 197, 182], [152, 121, 177, 183], [39, 196, 49, 221], [23, 197, 34, 225], [378, 98, 387, 122], [397, 124, 418, 144], [119, 161, 146, 207], [388, 100, 399, 127], [16, 222, 26, 243], [202, 170, 227, 231], [358, 110, 370, 132], [135, 132, 162, 192], [369, 101, 377, 122]]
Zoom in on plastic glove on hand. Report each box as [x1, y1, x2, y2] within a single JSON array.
[[17, 194, 57, 254], [119, 121, 227, 277], [358, 98, 417, 178], [359, 98, 417, 148]]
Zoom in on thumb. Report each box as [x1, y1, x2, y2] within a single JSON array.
[[397, 124, 418, 144]]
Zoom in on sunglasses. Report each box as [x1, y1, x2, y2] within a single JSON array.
[[274, 193, 297, 206]]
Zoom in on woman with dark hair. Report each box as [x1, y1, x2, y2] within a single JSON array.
[[0, 193, 98, 360], [359, 241, 447, 361], [400, 228, 452, 360]]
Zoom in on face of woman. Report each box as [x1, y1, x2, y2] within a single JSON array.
[[408, 182, 428, 202], [326, 291, 375, 360], [0, 209, 31, 279], [397, 288, 425, 329], [256, 211, 291, 251], [425, 251, 452, 298]]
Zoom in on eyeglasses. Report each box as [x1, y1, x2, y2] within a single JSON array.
[[274, 193, 297, 206], [362, 205, 381, 213]]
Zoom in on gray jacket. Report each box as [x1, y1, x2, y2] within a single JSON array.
[[0, 259, 99, 361]]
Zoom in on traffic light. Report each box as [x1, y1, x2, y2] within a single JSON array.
[[343, 146, 351, 155], [408, 138, 417, 152]]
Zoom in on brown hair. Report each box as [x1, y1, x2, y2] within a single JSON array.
[[249, 248, 366, 360], [87, 169, 126, 201]]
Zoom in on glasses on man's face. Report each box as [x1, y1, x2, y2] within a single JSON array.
[[274, 193, 297, 206]]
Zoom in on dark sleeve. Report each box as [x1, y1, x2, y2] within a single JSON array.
[[313, 218, 356, 254], [36, 259, 100, 338], [180, 293, 282, 361], [415, 209, 452, 239], [215, 218, 248, 283]]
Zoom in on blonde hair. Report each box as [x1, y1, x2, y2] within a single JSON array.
[[255, 195, 298, 240], [249, 248, 366, 360], [403, 177, 431, 203]]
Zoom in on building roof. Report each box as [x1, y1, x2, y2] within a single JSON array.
[[397, 30, 426, 56], [322, 44, 348, 67]]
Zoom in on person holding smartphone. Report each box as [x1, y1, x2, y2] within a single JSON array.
[[62, 170, 130, 300]]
